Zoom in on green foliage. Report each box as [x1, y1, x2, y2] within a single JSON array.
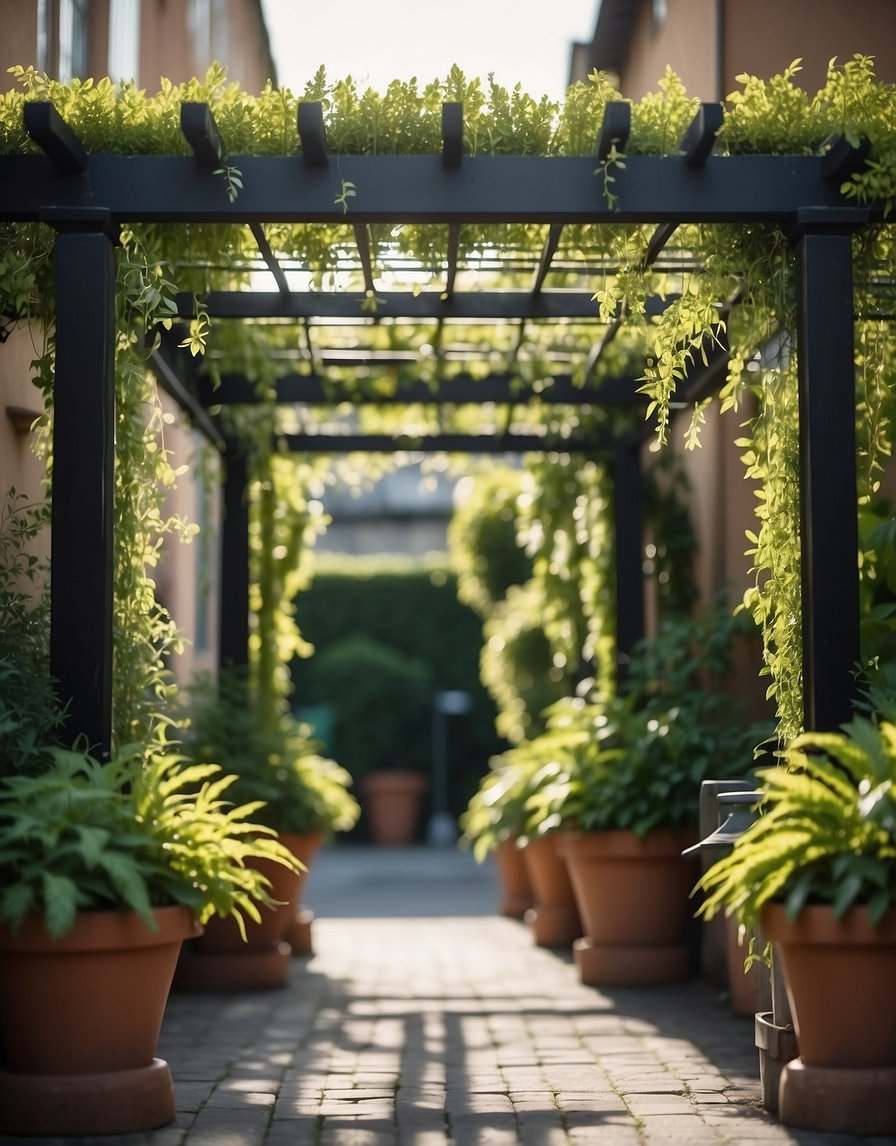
[[0, 491, 56, 776], [450, 467, 531, 618], [471, 598, 768, 844], [180, 669, 359, 837], [459, 741, 566, 862], [480, 582, 575, 745], [697, 714, 896, 929], [0, 743, 299, 940], [292, 556, 501, 810], [305, 634, 432, 779]]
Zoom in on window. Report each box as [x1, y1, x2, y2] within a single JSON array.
[[58, 0, 89, 82], [188, 0, 211, 72], [108, 0, 141, 82]]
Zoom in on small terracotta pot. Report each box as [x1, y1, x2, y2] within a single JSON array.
[[493, 837, 535, 919], [763, 902, 896, 1134], [176, 832, 308, 990], [361, 771, 428, 846], [521, 832, 582, 948], [283, 831, 323, 955], [0, 905, 199, 1135], [557, 827, 698, 985]]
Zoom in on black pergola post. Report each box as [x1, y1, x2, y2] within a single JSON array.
[[793, 225, 861, 733], [47, 211, 117, 757], [219, 443, 250, 671], [613, 442, 645, 684]]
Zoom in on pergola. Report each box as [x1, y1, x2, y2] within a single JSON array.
[[0, 97, 879, 758]]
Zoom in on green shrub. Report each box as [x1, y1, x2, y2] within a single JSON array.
[[307, 635, 433, 778], [292, 557, 503, 813]]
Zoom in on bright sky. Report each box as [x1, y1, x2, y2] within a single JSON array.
[[260, 1, 599, 102]]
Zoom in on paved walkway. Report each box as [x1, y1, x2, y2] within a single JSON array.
[[4, 846, 891, 1145]]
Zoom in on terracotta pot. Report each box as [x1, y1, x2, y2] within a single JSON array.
[[176, 832, 308, 990], [493, 837, 535, 919], [763, 902, 896, 1134], [557, 827, 698, 985], [521, 832, 582, 948], [283, 830, 323, 955], [0, 905, 199, 1135], [361, 771, 428, 846]]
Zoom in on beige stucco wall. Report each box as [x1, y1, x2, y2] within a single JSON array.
[[0, 328, 46, 508], [154, 390, 221, 686]]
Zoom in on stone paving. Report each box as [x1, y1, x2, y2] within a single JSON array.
[[2, 846, 891, 1145]]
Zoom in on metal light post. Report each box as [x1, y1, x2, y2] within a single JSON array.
[[428, 689, 472, 846]]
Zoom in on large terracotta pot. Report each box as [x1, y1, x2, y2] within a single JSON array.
[[361, 771, 428, 846], [557, 827, 698, 985], [493, 837, 535, 919], [0, 905, 199, 1136], [763, 902, 896, 1134], [521, 832, 582, 948], [175, 832, 307, 990]]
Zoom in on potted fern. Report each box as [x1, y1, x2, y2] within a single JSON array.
[[696, 711, 896, 1135], [460, 753, 536, 919], [173, 667, 359, 984], [0, 495, 299, 1135], [461, 742, 582, 943], [0, 723, 297, 1136]]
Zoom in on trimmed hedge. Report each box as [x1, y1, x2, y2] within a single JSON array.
[[291, 556, 504, 822]]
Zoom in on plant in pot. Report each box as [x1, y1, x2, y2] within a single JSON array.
[[0, 719, 297, 1136], [0, 494, 300, 1135], [307, 634, 432, 846], [696, 709, 896, 1135], [525, 600, 767, 986], [462, 731, 583, 947], [174, 667, 360, 983]]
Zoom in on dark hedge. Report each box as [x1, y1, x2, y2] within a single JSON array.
[[290, 557, 504, 828]]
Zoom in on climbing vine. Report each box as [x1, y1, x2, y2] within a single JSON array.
[[0, 56, 894, 749]]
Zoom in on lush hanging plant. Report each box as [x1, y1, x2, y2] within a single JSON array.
[[0, 55, 894, 758]]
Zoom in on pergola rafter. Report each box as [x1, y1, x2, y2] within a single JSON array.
[[0, 95, 880, 757]]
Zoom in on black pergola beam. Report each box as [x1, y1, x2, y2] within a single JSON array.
[[23, 101, 87, 175], [613, 442, 645, 681], [596, 101, 631, 161], [199, 371, 645, 407], [297, 102, 329, 166], [353, 223, 376, 294], [445, 223, 460, 299], [282, 432, 612, 454], [793, 222, 861, 731], [176, 290, 623, 320], [0, 153, 871, 224], [47, 212, 117, 756], [249, 222, 291, 294], [820, 133, 871, 183], [442, 103, 463, 168], [679, 103, 723, 167], [180, 102, 225, 169], [219, 444, 250, 669], [531, 223, 564, 295]]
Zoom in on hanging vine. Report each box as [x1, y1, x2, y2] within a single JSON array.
[[0, 56, 894, 751]]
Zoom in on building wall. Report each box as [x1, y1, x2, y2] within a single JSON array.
[[0, 0, 273, 679], [0, 0, 275, 93], [604, 0, 896, 101], [620, 0, 718, 101]]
